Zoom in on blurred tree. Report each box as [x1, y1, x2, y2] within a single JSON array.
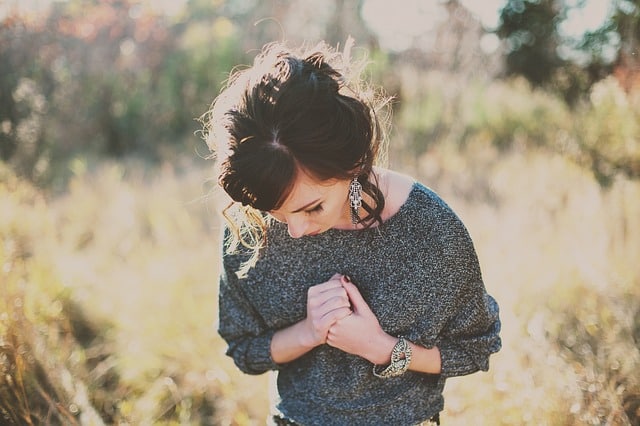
[[494, 0, 640, 183], [0, 0, 247, 185], [326, 0, 377, 49], [609, 0, 640, 92], [0, 0, 385, 186], [46, 0, 196, 158], [497, 0, 563, 86], [496, 0, 640, 102], [0, 14, 54, 181], [570, 0, 640, 93]]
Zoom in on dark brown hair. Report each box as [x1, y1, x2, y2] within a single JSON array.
[[202, 41, 391, 273]]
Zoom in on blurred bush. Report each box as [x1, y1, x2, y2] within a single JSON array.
[[572, 77, 640, 186], [0, 0, 244, 187], [391, 66, 640, 187], [1, 0, 639, 189]]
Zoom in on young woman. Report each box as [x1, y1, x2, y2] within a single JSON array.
[[203, 41, 501, 426]]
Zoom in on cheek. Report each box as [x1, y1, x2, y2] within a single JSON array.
[[326, 200, 346, 220]]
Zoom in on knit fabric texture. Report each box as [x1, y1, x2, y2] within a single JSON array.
[[218, 182, 501, 426]]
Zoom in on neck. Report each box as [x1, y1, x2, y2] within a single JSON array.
[[342, 168, 390, 230]]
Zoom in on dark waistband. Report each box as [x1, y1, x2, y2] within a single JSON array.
[[272, 412, 440, 425]]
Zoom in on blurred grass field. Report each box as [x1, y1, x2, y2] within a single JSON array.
[[1, 78, 639, 425]]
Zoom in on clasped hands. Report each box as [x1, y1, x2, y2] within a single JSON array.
[[303, 273, 392, 365]]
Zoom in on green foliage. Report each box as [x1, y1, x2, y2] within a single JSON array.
[[0, 0, 244, 186], [463, 78, 570, 149], [598, 0, 640, 70], [390, 67, 639, 187], [494, 0, 640, 104], [398, 88, 446, 151], [568, 77, 640, 185], [2, 0, 639, 190]]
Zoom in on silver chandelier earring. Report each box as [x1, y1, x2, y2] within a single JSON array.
[[349, 177, 362, 225]]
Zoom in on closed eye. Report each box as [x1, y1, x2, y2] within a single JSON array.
[[305, 203, 323, 214]]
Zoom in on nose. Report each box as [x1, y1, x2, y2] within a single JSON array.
[[286, 216, 308, 238]]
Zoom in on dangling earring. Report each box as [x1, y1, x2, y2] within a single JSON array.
[[349, 177, 362, 225]]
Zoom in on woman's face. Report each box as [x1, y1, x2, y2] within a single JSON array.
[[268, 169, 352, 238]]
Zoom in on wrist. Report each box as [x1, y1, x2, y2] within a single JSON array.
[[270, 320, 321, 364], [298, 319, 322, 350], [367, 332, 399, 365], [372, 336, 413, 378]]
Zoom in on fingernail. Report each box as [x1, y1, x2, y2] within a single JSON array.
[[343, 275, 351, 283]]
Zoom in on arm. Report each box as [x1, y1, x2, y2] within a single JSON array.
[[270, 275, 352, 364], [425, 219, 501, 378], [432, 281, 501, 377], [327, 188, 501, 376], [217, 258, 278, 375], [327, 235, 501, 377], [218, 256, 351, 373], [327, 278, 442, 374]]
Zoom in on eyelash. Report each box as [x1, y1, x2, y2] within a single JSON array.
[[306, 204, 323, 214]]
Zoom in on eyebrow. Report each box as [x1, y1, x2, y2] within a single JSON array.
[[290, 198, 321, 213]]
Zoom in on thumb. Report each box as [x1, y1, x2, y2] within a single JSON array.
[[341, 278, 371, 314]]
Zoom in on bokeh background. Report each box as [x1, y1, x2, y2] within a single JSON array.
[[1, 0, 639, 424]]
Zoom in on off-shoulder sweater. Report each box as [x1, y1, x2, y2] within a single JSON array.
[[217, 182, 501, 426]]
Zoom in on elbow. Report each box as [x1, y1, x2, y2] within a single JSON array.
[[224, 337, 278, 375], [225, 349, 271, 375], [234, 360, 270, 375]]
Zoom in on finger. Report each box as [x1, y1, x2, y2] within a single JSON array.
[[325, 274, 345, 288], [320, 294, 351, 313], [312, 286, 349, 306], [320, 274, 345, 288], [308, 279, 343, 298], [341, 280, 371, 313], [320, 307, 352, 326], [309, 291, 349, 317]]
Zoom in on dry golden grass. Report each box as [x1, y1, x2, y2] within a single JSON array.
[[415, 145, 640, 425], [1, 141, 638, 424]]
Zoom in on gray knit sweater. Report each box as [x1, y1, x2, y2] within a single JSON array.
[[218, 182, 501, 426]]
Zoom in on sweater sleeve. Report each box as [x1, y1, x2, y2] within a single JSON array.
[[432, 222, 501, 378], [436, 284, 501, 378], [217, 244, 280, 375]]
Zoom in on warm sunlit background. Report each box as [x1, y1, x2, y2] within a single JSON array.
[[1, 0, 639, 425]]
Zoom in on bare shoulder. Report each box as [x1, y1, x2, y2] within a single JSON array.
[[376, 168, 416, 221]]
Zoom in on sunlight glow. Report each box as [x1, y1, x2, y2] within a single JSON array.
[[0, 0, 188, 19], [459, 0, 504, 29], [560, 0, 612, 39], [361, 0, 447, 52], [144, 0, 187, 17], [362, 0, 615, 53]]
